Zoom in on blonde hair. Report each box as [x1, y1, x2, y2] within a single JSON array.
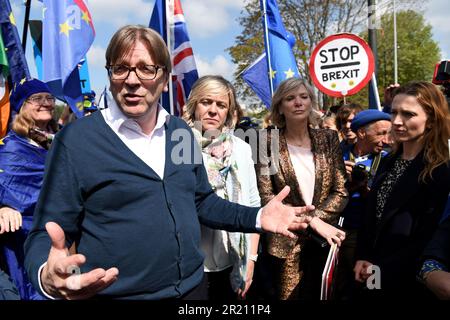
[[269, 78, 319, 128], [183, 75, 237, 129], [106, 25, 172, 76], [393, 81, 450, 182]]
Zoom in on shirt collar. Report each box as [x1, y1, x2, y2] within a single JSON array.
[[101, 90, 170, 134]]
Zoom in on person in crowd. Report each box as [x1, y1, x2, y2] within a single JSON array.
[[336, 103, 364, 151], [262, 112, 273, 129], [354, 81, 450, 299], [0, 79, 58, 300], [23, 25, 314, 300], [57, 105, 75, 126], [419, 215, 450, 299], [183, 75, 260, 300], [256, 78, 348, 300], [333, 109, 391, 300], [382, 83, 400, 114], [336, 103, 365, 179], [320, 114, 338, 133], [83, 90, 99, 116]]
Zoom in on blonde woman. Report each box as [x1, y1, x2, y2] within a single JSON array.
[[183, 75, 260, 300], [0, 79, 57, 299], [256, 78, 348, 300]]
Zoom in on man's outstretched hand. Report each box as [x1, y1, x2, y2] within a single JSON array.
[[41, 222, 119, 300], [260, 186, 314, 238]]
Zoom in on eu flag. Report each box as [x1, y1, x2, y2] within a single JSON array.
[[241, 53, 271, 108], [261, 0, 299, 95], [42, 0, 95, 118]]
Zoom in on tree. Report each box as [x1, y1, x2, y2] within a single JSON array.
[[377, 10, 440, 89], [350, 9, 440, 107], [228, 0, 265, 109]]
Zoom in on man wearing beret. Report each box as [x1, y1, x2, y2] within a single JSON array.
[[334, 109, 392, 300]]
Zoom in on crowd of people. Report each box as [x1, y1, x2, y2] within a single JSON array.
[[0, 24, 449, 301]]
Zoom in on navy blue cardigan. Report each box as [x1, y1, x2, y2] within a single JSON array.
[[24, 111, 259, 299]]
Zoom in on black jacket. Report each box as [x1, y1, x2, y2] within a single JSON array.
[[357, 151, 450, 298]]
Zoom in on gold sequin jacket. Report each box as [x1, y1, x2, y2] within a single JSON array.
[[256, 128, 348, 258]]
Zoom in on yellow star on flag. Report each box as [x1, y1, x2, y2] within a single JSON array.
[[81, 11, 91, 24], [269, 69, 277, 79], [20, 78, 26, 85], [9, 12, 16, 26], [60, 21, 74, 37], [284, 68, 295, 79]]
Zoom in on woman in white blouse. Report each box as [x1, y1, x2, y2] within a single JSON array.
[[183, 75, 260, 300]]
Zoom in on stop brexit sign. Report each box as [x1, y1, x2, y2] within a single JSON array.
[[309, 33, 375, 97]]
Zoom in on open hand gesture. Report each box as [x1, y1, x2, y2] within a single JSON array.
[[261, 186, 314, 238], [41, 222, 119, 299]]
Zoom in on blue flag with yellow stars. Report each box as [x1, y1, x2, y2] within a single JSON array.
[[42, 0, 95, 118], [261, 0, 299, 95], [241, 53, 271, 108], [0, 131, 47, 300]]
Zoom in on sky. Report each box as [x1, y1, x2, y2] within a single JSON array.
[[8, 0, 450, 98]]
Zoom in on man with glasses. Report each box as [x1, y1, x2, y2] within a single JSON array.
[[24, 25, 314, 300]]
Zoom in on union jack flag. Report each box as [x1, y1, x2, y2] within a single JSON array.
[[149, 0, 199, 116]]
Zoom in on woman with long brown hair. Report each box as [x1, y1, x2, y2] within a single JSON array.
[[355, 81, 450, 299]]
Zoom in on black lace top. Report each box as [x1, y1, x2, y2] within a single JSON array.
[[376, 157, 413, 221]]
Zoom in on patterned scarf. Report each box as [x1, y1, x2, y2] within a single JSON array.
[[193, 127, 249, 291], [196, 128, 240, 200]]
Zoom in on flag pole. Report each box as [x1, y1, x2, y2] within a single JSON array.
[[22, 0, 32, 52], [393, 0, 398, 84], [371, 73, 382, 111], [261, 0, 274, 97], [166, 0, 174, 115]]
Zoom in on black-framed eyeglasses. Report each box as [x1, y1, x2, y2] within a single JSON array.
[[27, 95, 56, 105], [106, 64, 166, 80]]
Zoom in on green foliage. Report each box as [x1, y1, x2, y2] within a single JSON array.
[[53, 103, 66, 121], [354, 9, 440, 106], [377, 10, 440, 87]]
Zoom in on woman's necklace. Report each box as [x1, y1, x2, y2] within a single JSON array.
[[285, 133, 311, 148]]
